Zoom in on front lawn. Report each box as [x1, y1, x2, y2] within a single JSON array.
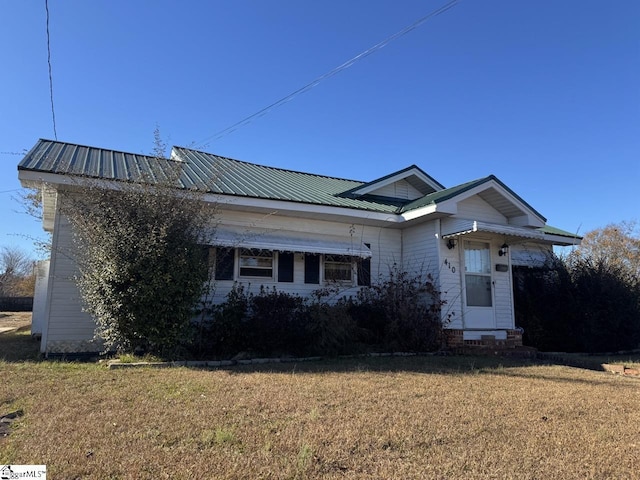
[[1, 328, 638, 479]]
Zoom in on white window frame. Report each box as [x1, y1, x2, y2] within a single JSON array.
[[239, 248, 274, 279], [323, 254, 354, 284]]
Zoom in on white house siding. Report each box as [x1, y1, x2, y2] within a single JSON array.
[[492, 246, 514, 330], [456, 196, 507, 224], [42, 206, 98, 354], [438, 236, 464, 329], [401, 222, 439, 278], [206, 209, 402, 304], [399, 221, 461, 325]]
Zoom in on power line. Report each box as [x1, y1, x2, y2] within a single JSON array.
[[0, 151, 24, 156], [194, 0, 459, 148], [45, 0, 58, 140]]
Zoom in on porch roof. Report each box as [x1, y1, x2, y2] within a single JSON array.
[[441, 220, 580, 246]]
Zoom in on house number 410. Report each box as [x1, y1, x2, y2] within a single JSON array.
[[443, 259, 456, 273]]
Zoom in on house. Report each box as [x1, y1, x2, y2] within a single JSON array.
[[18, 139, 580, 355]]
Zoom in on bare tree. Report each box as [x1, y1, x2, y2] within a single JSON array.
[[0, 245, 35, 296], [570, 220, 640, 281]]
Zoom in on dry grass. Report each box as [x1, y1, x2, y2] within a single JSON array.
[[1, 327, 639, 480], [0, 311, 32, 331]]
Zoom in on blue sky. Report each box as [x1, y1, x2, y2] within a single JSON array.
[[1, 0, 638, 257]]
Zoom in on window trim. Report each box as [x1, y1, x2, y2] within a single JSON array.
[[239, 248, 274, 279], [323, 254, 354, 284]]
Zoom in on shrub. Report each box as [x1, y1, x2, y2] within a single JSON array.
[[514, 255, 640, 353], [303, 287, 359, 356], [198, 267, 446, 358], [247, 286, 307, 355], [203, 283, 251, 357], [353, 266, 445, 352]]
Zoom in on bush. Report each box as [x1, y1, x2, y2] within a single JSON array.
[[201, 283, 251, 357], [247, 286, 307, 356], [198, 267, 446, 358], [303, 288, 359, 356], [352, 266, 445, 352], [514, 255, 640, 353]]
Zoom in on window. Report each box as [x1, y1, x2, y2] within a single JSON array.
[[239, 248, 273, 278], [304, 254, 320, 284], [464, 241, 492, 307], [278, 252, 294, 282], [324, 254, 353, 283], [215, 247, 234, 280]]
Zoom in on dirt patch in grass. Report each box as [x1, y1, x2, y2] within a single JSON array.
[[1, 356, 639, 479], [0, 312, 32, 332]]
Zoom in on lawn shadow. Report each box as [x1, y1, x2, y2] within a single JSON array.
[[206, 354, 540, 376], [0, 326, 41, 362]]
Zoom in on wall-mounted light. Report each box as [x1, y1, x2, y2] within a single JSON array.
[[498, 243, 509, 257], [446, 238, 457, 250]]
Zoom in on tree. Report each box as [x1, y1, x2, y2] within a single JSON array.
[[570, 221, 640, 282], [514, 220, 640, 353], [59, 134, 214, 358], [0, 245, 35, 296]]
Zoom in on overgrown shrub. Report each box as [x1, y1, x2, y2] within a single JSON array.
[[247, 286, 308, 355], [303, 288, 359, 356], [199, 283, 250, 357], [198, 267, 446, 358], [514, 255, 640, 353], [351, 266, 446, 352]]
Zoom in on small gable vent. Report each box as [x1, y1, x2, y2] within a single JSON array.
[[395, 181, 409, 200]]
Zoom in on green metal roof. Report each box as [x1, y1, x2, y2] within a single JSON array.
[[18, 139, 184, 184], [18, 139, 402, 214], [171, 146, 401, 213], [539, 225, 582, 240], [17, 140, 559, 227]]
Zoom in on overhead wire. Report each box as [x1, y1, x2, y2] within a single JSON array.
[[45, 0, 58, 140], [193, 0, 459, 148]]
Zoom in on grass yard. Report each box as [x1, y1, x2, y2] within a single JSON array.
[[1, 316, 639, 479]]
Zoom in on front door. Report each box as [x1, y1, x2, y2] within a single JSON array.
[[463, 240, 495, 329]]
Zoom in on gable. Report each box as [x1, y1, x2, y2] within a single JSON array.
[[401, 175, 546, 228], [345, 165, 444, 201]]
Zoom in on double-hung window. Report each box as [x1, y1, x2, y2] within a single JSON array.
[[324, 254, 353, 283], [239, 248, 273, 278]]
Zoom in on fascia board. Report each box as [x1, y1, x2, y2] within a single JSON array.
[[540, 233, 582, 247], [400, 201, 457, 222]]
